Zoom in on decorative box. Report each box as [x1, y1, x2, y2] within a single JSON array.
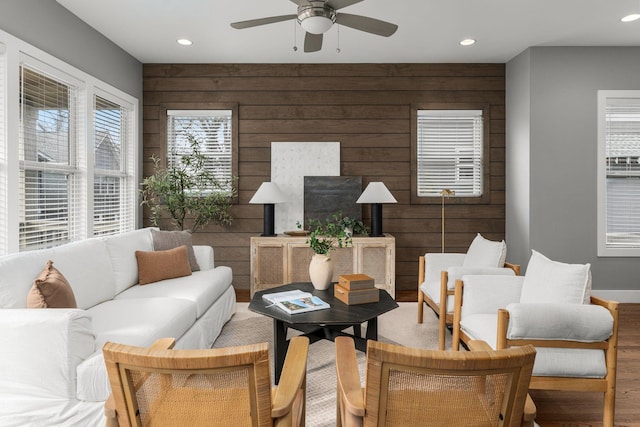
[[334, 284, 380, 305], [337, 273, 375, 291]]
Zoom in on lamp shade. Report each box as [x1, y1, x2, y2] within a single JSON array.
[[356, 182, 397, 204], [249, 182, 287, 204]]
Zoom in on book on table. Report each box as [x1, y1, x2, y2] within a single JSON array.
[[262, 289, 330, 314]]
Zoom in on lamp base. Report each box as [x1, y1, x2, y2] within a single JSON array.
[[262, 204, 276, 237], [368, 203, 384, 237]]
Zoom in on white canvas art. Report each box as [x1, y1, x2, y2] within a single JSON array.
[[271, 142, 340, 234]]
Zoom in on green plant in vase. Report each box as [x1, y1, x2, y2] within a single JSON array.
[[297, 216, 352, 290]]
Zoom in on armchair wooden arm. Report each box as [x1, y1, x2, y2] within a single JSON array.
[[335, 336, 365, 427], [272, 336, 309, 424]]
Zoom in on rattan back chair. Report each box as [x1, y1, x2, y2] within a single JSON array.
[[103, 336, 309, 427], [336, 336, 536, 427]]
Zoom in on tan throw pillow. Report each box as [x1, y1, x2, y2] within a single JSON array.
[[135, 245, 192, 285], [150, 229, 200, 271], [27, 260, 78, 308]]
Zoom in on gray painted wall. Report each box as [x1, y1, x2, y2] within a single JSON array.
[[506, 46, 640, 293], [505, 49, 531, 269], [0, 0, 142, 99]]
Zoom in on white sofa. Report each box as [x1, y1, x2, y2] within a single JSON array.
[[0, 228, 236, 426]]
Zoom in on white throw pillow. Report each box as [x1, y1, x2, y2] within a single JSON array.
[[462, 233, 507, 268], [520, 250, 591, 304]]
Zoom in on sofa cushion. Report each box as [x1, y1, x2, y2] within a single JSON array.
[[461, 313, 607, 378], [87, 297, 196, 351], [151, 229, 200, 271], [27, 260, 77, 308], [115, 266, 233, 318], [136, 245, 192, 285], [520, 250, 591, 304], [104, 228, 154, 294], [49, 238, 116, 309], [462, 234, 507, 268]]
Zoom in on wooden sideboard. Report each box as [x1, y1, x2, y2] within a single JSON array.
[[250, 234, 395, 298]]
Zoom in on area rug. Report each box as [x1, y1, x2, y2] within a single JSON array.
[[213, 302, 444, 427]]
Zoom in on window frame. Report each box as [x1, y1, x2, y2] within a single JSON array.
[[92, 88, 137, 237], [597, 90, 640, 257], [160, 103, 238, 197], [410, 103, 491, 205]]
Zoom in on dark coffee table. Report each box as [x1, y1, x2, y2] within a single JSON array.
[[249, 282, 398, 383]]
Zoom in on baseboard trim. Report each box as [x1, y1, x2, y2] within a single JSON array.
[[592, 290, 640, 303]]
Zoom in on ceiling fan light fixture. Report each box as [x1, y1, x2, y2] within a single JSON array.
[[300, 16, 334, 34], [460, 38, 476, 46], [298, 3, 336, 34]]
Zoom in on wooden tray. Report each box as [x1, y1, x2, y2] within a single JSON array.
[[284, 230, 310, 236]]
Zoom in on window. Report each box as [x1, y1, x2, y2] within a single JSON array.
[[597, 90, 640, 256], [93, 94, 136, 236], [166, 109, 235, 193], [0, 29, 138, 255], [19, 65, 80, 250], [414, 109, 484, 199]]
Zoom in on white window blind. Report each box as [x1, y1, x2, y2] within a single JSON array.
[[167, 110, 233, 192], [601, 96, 640, 251], [19, 65, 80, 250], [93, 94, 135, 236], [416, 110, 483, 197]]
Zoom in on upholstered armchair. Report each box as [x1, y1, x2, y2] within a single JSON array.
[[418, 233, 520, 350], [452, 250, 619, 427]]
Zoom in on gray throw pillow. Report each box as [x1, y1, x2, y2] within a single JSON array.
[[150, 229, 200, 271]]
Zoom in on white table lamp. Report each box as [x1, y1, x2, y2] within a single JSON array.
[[249, 182, 287, 236], [356, 182, 397, 237]]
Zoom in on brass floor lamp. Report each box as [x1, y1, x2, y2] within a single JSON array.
[[440, 189, 455, 252]]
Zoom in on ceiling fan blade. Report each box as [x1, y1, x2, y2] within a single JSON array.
[[231, 14, 297, 29], [304, 32, 323, 52], [335, 13, 398, 37], [326, 0, 363, 10]]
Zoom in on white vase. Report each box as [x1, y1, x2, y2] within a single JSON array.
[[309, 253, 334, 290]]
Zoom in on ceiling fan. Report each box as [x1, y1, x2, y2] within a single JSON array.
[[230, 0, 398, 53]]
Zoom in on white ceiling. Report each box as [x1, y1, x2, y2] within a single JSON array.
[[56, 0, 640, 64]]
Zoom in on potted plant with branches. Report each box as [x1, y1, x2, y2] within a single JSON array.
[[297, 213, 352, 290], [141, 134, 236, 233]]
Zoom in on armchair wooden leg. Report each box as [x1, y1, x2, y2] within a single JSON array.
[[417, 291, 424, 323], [603, 387, 616, 427]]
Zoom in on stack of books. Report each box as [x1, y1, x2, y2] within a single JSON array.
[[334, 274, 379, 305]]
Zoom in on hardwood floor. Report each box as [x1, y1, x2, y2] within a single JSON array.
[[239, 290, 639, 426]]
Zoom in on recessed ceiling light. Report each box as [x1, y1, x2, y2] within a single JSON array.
[[621, 13, 640, 22], [460, 39, 476, 46], [177, 39, 193, 46]]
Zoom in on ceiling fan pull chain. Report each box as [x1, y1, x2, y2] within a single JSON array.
[[293, 19, 298, 51], [336, 24, 341, 53]]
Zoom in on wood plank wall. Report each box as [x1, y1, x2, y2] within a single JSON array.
[[142, 63, 506, 300]]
